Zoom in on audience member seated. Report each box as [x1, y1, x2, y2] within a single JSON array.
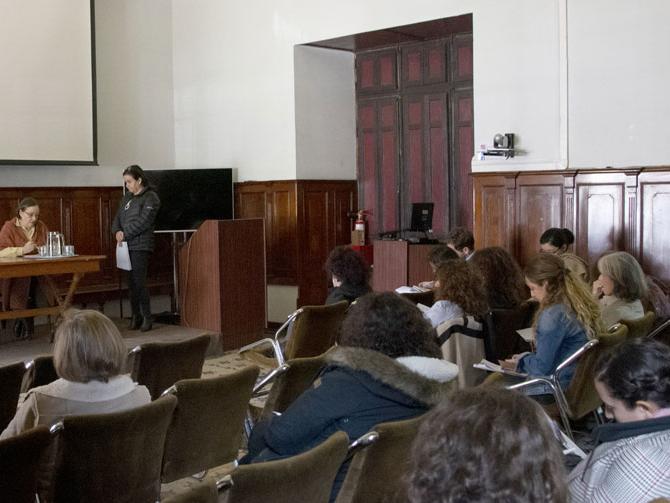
[[470, 246, 527, 309], [445, 226, 475, 260], [243, 292, 458, 502], [423, 260, 487, 328], [324, 246, 371, 305], [592, 251, 647, 328], [501, 254, 604, 397], [416, 245, 459, 290], [406, 387, 568, 502], [0, 309, 150, 439], [569, 338, 670, 502], [540, 227, 589, 282]]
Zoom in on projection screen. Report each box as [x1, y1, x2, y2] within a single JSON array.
[[0, 0, 95, 164]]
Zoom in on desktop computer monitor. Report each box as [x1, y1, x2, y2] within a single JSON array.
[[410, 202, 434, 232]]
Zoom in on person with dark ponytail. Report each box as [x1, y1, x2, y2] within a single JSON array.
[[539, 227, 589, 282], [569, 338, 670, 501], [112, 165, 160, 332], [501, 253, 604, 395]]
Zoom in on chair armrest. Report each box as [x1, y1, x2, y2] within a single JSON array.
[[346, 431, 379, 461], [555, 339, 598, 376], [216, 474, 233, 492], [252, 363, 290, 396]]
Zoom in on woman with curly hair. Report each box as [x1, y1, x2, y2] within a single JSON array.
[[423, 260, 488, 328], [501, 253, 604, 395], [569, 338, 670, 501], [592, 251, 648, 327], [243, 292, 458, 502], [324, 245, 371, 304], [407, 387, 568, 503], [470, 246, 527, 309]]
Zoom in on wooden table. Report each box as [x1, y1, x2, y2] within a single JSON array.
[[0, 255, 106, 321]]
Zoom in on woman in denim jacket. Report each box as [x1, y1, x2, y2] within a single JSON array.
[[501, 253, 604, 395]]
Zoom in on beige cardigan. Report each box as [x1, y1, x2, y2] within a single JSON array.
[[0, 375, 150, 439]]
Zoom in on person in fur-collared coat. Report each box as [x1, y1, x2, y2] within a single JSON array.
[[244, 292, 459, 502]]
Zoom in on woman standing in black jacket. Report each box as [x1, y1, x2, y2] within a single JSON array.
[[112, 165, 160, 332]]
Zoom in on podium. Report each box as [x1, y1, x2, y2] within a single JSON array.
[[178, 219, 266, 350], [372, 240, 437, 292]]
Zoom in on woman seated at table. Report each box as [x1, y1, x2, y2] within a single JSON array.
[[592, 251, 647, 328], [324, 245, 371, 305], [1, 309, 150, 439], [569, 338, 670, 501], [501, 253, 604, 396], [0, 197, 52, 339]]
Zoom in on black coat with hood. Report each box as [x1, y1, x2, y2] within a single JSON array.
[[245, 346, 458, 501]]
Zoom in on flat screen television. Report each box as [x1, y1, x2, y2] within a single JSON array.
[[409, 202, 434, 232], [143, 169, 233, 231]]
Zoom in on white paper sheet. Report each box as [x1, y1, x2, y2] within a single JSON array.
[[116, 241, 132, 271]]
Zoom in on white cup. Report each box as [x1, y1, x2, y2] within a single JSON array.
[[63, 245, 75, 256]]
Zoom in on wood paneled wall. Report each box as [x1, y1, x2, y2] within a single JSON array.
[[235, 180, 357, 306], [473, 168, 670, 282]]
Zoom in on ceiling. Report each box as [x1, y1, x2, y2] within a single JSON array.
[[307, 14, 472, 52]]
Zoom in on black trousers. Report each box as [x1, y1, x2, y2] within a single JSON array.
[[128, 250, 151, 318]]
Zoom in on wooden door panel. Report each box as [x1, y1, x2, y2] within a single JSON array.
[[575, 180, 625, 268], [641, 181, 670, 282], [516, 178, 564, 267]]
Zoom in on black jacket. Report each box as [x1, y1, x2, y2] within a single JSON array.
[[325, 283, 371, 305], [246, 346, 458, 501], [112, 188, 160, 252]]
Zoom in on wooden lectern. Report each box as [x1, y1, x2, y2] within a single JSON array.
[[372, 240, 437, 292], [178, 219, 266, 350]]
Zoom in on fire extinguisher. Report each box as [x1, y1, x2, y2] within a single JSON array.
[[354, 210, 368, 245]]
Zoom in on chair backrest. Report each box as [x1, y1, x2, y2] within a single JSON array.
[[220, 431, 349, 503], [0, 426, 52, 503], [564, 324, 629, 419], [335, 415, 424, 503], [22, 354, 58, 392], [132, 334, 211, 400], [285, 301, 348, 360], [161, 366, 260, 483], [399, 290, 435, 307], [437, 316, 486, 388], [619, 311, 656, 339], [51, 394, 177, 503], [0, 361, 26, 431], [484, 301, 536, 361], [260, 354, 326, 421]]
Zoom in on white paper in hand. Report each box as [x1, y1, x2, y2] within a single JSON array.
[[116, 241, 132, 271]]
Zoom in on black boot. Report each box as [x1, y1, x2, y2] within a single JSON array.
[[128, 314, 142, 330], [140, 316, 153, 332], [13, 319, 26, 340]]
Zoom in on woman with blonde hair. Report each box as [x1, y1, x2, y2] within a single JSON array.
[[501, 253, 604, 394], [593, 251, 647, 327], [1, 309, 150, 439]]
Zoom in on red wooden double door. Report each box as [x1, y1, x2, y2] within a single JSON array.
[[356, 34, 473, 238]]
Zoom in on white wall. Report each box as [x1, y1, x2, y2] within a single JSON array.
[[294, 45, 356, 179], [568, 0, 670, 168], [0, 0, 175, 187], [172, 0, 566, 180]]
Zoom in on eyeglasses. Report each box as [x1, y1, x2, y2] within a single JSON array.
[[20, 210, 39, 219]]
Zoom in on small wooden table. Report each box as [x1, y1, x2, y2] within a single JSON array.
[[0, 255, 106, 321]]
